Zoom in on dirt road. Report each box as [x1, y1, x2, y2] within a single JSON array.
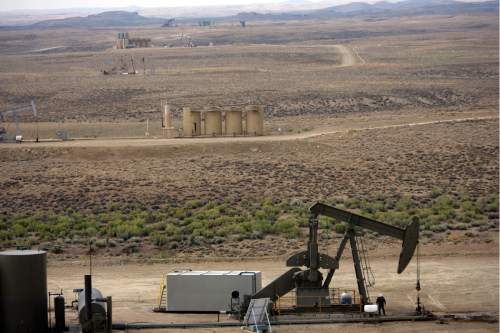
[[334, 44, 365, 66], [3, 111, 496, 149]]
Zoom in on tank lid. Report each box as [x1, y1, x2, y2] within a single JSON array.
[[0, 250, 46, 256]]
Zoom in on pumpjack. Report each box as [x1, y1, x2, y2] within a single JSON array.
[[247, 202, 419, 313]]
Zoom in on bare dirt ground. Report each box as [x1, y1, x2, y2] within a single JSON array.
[[47, 253, 499, 332]]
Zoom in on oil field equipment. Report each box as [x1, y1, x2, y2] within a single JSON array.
[[155, 270, 261, 313], [245, 202, 419, 315], [243, 298, 272, 333], [78, 275, 112, 333], [0, 100, 38, 142], [0, 250, 48, 333]]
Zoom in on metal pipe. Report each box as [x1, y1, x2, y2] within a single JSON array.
[[106, 296, 112, 333], [84, 275, 92, 325], [111, 314, 434, 330], [54, 295, 65, 333]]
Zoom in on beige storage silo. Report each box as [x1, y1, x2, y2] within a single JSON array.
[[204, 110, 222, 136], [225, 109, 243, 136], [183, 107, 201, 137], [245, 105, 264, 136], [191, 111, 201, 136]]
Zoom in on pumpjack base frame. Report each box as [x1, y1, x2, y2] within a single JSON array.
[[153, 307, 223, 314], [275, 304, 362, 315]]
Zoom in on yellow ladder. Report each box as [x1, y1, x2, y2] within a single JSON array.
[[156, 275, 167, 310]]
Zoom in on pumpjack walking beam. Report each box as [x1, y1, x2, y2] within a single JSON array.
[[309, 203, 420, 274]]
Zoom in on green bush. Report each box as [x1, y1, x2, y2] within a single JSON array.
[[334, 223, 346, 234], [430, 188, 442, 198], [95, 239, 107, 248], [253, 219, 273, 234], [12, 223, 27, 238], [429, 223, 448, 232], [273, 218, 300, 238], [395, 196, 413, 211], [152, 232, 168, 247]]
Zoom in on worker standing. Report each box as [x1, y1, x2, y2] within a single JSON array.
[[376, 293, 386, 316]]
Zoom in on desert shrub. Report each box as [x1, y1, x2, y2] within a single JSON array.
[[429, 223, 448, 233], [122, 244, 139, 254], [114, 224, 143, 240], [395, 196, 413, 211], [420, 230, 434, 238], [375, 211, 412, 228], [194, 207, 219, 220], [95, 239, 107, 248], [11, 223, 27, 238], [273, 218, 300, 238], [432, 195, 455, 212], [464, 231, 478, 238], [430, 188, 442, 198], [319, 216, 334, 230], [253, 219, 273, 234], [334, 222, 346, 234], [0, 230, 11, 241], [164, 224, 181, 237], [486, 195, 499, 212], [450, 223, 468, 230], [152, 232, 168, 247], [344, 198, 361, 209], [129, 236, 142, 243]]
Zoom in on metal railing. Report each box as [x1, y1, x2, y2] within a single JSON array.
[[274, 288, 361, 314]]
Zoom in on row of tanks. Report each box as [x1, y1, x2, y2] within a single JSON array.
[[182, 105, 264, 137]]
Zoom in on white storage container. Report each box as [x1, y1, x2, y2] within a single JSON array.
[[166, 270, 262, 312]]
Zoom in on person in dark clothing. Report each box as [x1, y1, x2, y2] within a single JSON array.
[[376, 293, 386, 316]]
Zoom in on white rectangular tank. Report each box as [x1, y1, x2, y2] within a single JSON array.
[[166, 270, 261, 312]]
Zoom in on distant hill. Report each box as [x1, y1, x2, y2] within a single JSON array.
[[29, 11, 166, 28], [235, 0, 499, 21], [19, 0, 500, 29], [314, 0, 499, 17]]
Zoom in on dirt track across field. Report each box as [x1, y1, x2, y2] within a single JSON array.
[[2, 110, 497, 149], [335, 44, 365, 66]]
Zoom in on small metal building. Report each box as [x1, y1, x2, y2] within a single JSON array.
[[166, 271, 261, 312], [0, 250, 48, 333]]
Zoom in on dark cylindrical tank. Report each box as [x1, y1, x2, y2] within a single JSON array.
[[340, 292, 353, 305], [0, 250, 48, 333], [54, 296, 65, 333], [78, 288, 107, 331]]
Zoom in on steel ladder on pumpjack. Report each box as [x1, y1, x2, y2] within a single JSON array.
[[356, 233, 375, 303]]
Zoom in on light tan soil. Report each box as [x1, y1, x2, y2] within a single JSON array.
[[47, 253, 498, 332]]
